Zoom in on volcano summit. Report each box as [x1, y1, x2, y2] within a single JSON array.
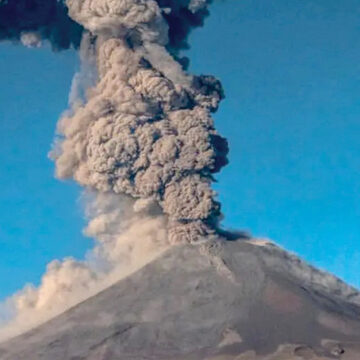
[[0, 1, 360, 359], [1, 239, 360, 359]]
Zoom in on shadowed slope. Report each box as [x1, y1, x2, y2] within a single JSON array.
[[1, 239, 360, 360]]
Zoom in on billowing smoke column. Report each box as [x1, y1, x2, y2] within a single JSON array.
[[0, 0, 228, 242], [0, 0, 229, 340], [54, 0, 228, 244]]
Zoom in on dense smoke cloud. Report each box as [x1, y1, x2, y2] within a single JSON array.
[[54, 0, 228, 243], [0, 0, 228, 338]]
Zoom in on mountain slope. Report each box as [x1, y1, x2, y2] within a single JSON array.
[[1, 239, 360, 360]]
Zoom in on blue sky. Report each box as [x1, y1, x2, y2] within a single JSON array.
[[0, 0, 360, 299], [0, 44, 90, 298]]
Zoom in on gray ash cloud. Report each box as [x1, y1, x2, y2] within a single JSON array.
[[1, 0, 229, 243], [51, 0, 229, 243], [0, 0, 82, 49], [0, 0, 212, 61], [0, 0, 231, 338]]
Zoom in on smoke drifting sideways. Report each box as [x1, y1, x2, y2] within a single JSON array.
[[0, 0, 229, 340], [0, 192, 170, 341], [0, 0, 82, 49], [0, 0, 212, 58]]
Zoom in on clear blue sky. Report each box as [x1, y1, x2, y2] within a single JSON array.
[[0, 0, 360, 300]]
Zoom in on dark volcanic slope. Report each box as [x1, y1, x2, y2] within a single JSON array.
[[1, 239, 360, 360]]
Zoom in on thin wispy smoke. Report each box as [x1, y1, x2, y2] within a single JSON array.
[[0, 0, 228, 340], [67, 33, 97, 108], [0, 193, 169, 341]]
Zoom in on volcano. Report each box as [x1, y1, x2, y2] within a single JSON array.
[[1, 238, 360, 360]]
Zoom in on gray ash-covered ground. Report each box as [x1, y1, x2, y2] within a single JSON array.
[[1, 238, 360, 360]]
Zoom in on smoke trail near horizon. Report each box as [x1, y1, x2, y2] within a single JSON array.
[[0, 192, 170, 341], [0, 0, 229, 340]]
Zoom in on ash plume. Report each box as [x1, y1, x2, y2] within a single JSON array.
[[0, 0, 228, 339], [54, 0, 228, 244], [0, 0, 227, 242]]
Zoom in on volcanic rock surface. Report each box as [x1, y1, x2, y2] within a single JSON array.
[[1, 239, 360, 360]]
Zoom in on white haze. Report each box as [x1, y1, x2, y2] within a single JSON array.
[[0, 193, 169, 341]]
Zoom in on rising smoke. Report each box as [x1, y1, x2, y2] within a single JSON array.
[[0, 0, 229, 340]]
